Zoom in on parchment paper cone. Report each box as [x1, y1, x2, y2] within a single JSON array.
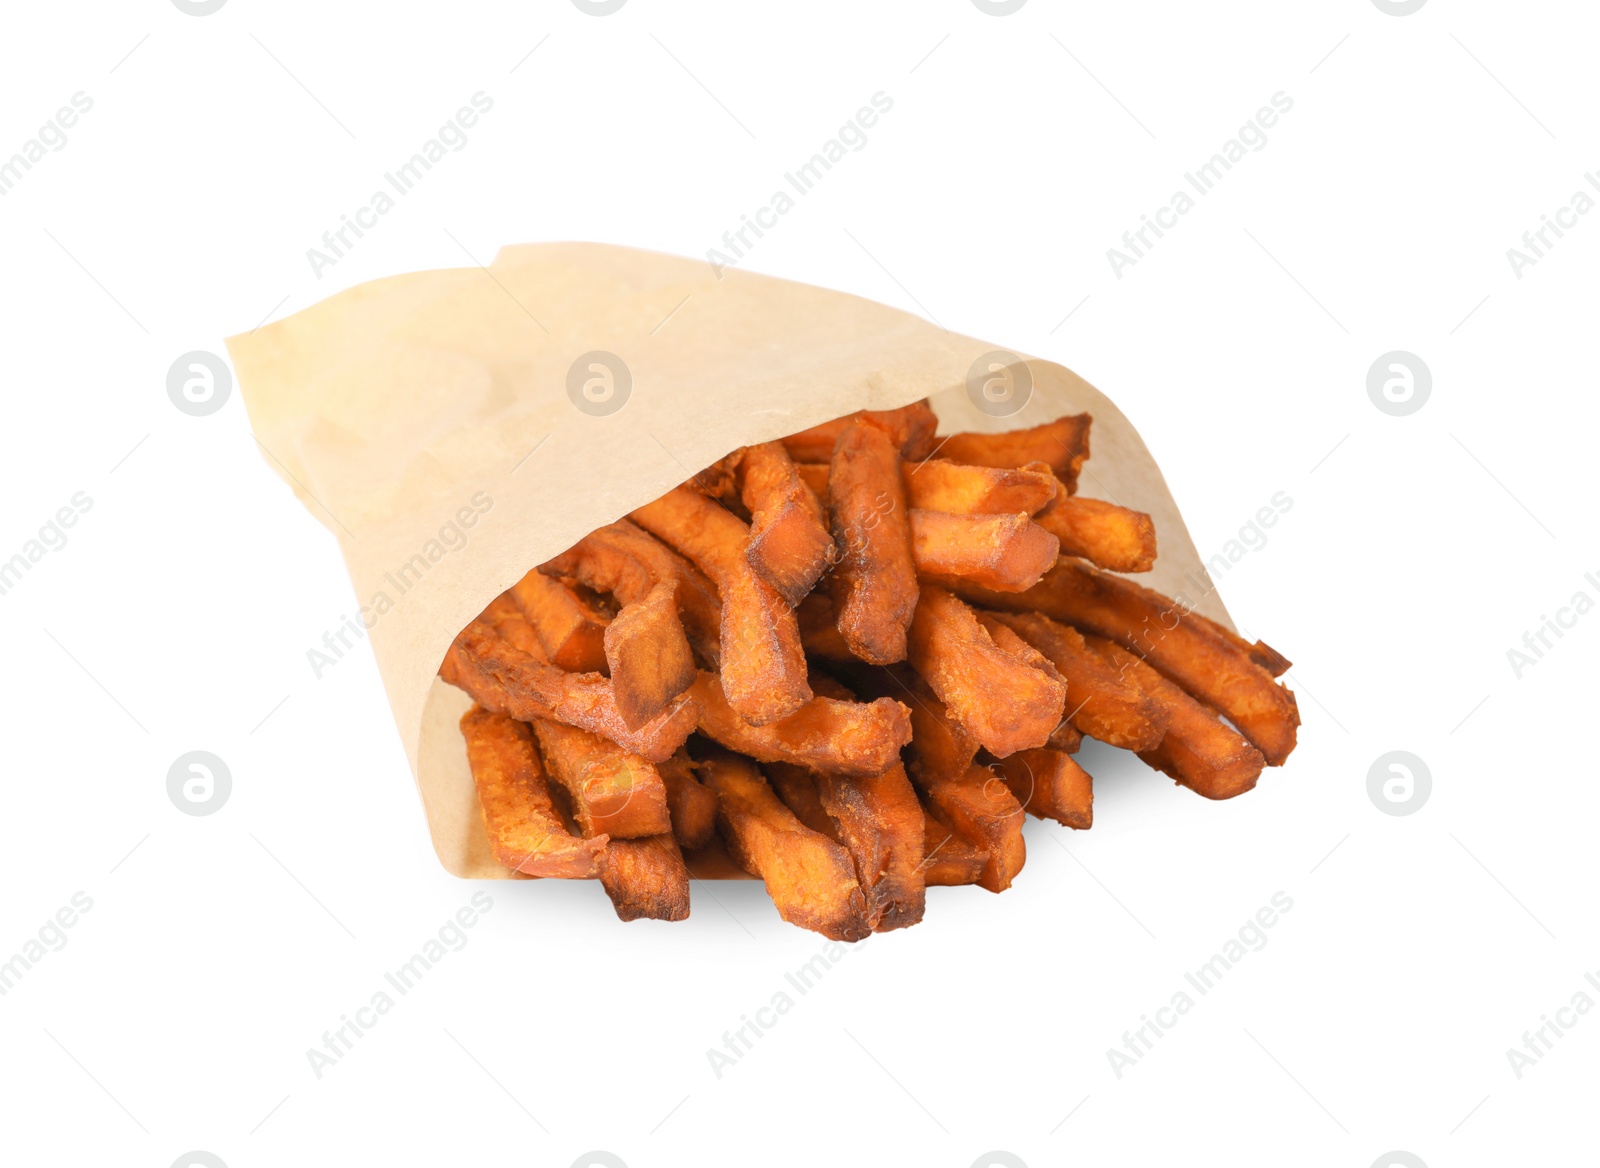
[[227, 242, 1231, 881]]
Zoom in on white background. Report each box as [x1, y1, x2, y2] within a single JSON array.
[[1, 1, 1595, 1166]]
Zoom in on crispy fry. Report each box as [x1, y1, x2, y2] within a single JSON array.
[[596, 834, 691, 921], [541, 519, 723, 670], [936, 414, 1092, 491], [735, 441, 836, 606], [796, 591, 857, 663], [906, 585, 1065, 757], [793, 461, 830, 503], [766, 761, 926, 932], [632, 486, 812, 725], [911, 763, 1026, 892], [509, 569, 610, 673], [982, 611, 1168, 751], [781, 400, 940, 463], [1047, 721, 1084, 753], [954, 559, 1299, 765], [602, 580, 696, 729], [827, 418, 918, 663], [832, 661, 979, 785], [1033, 486, 1157, 573], [1090, 638, 1266, 799], [920, 807, 988, 887], [658, 750, 718, 851], [443, 605, 698, 763], [697, 747, 871, 941], [902, 459, 1057, 516], [530, 717, 673, 839], [690, 671, 911, 778], [459, 706, 606, 877], [911, 510, 1060, 592], [994, 748, 1093, 829]]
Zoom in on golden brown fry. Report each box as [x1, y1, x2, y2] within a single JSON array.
[[954, 559, 1299, 765], [443, 609, 698, 764], [766, 762, 926, 932], [530, 717, 673, 839], [459, 706, 606, 877], [690, 671, 911, 778], [793, 461, 830, 503], [509, 569, 610, 673], [602, 580, 696, 729], [632, 486, 812, 725], [735, 441, 836, 606], [902, 459, 1057, 516], [657, 750, 718, 852], [697, 747, 871, 941], [912, 509, 1060, 592], [911, 763, 1026, 892], [596, 834, 691, 921], [1090, 639, 1266, 800], [937, 414, 1092, 492], [1033, 485, 1157, 573], [994, 748, 1093, 829], [982, 611, 1168, 752], [541, 519, 723, 670], [827, 419, 918, 664], [796, 592, 857, 663], [832, 662, 979, 785], [906, 585, 1065, 758], [781, 400, 940, 463], [1047, 721, 1084, 753], [920, 807, 988, 887]]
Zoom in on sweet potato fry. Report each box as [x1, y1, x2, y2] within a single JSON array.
[[596, 834, 691, 921], [541, 519, 723, 671], [530, 717, 673, 839], [734, 441, 836, 606], [1089, 638, 1266, 799], [936, 414, 1092, 491], [766, 761, 925, 932], [911, 763, 1026, 892], [954, 559, 1299, 765], [1033, 486, 1157, 573], [994, 748, 1093, 829], [827, 419, 918, 663], [982, 611, 1168, 751], [690, 671, 911, 778], [509, 569, 610, 673], [632, 486, 811, 725], [459, 706, 606, 877], [793, 461, 830, 503], [902, 459, 1057, 516], [780, 400, 940, 463], [911, 510, 1060, 592], [796, 592, 857, 663], [906, 585, 1065, 757], [920, 807, 988, 887], [657, 750, 718, 851], [443, 605, 698, 763], [831, 662, 979, 785], [697, 747, 871, 941], [602, 580, 696, 729]]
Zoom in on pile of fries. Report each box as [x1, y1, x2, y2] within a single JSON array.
[[443, 402, 1299, 938]]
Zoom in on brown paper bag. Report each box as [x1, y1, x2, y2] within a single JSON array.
[[227, 242, 1231, 880]]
